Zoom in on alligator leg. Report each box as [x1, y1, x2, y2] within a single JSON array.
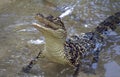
[[22, 50, 42, 73], [90, 50, 100, 74], [73, 64, 80, 77]]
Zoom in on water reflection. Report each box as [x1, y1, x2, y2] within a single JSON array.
[[104, 61, 120, 77], [0, 0, 120, 77]]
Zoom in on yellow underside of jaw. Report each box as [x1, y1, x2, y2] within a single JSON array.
[[32, 23, 70, 65]]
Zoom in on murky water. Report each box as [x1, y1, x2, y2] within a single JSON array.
[[0, 0, 120, 77]]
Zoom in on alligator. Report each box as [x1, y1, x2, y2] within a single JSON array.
[[22, 12, 120, 77]]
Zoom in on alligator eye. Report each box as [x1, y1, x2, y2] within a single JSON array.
[[55, 17, 61, 20], [46, 15, 54, 19], [36, 13, 44, 18]]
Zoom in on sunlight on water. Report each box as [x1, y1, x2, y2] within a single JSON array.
[[28, 39, 45, 45]]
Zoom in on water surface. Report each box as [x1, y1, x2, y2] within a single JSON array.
[[0, 0, 120, 77]]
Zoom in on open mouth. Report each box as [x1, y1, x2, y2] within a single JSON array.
[[34, 13, 60, 30]]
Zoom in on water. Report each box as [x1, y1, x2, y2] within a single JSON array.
[[0, 0, 120, 77]]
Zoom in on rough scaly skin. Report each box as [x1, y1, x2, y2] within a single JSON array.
[[65, 12, 120, 68], [23, 12, 120, 75], [33, 12, 120, 67]]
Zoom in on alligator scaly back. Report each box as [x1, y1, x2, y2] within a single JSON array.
[[23, 12, 120, 77], [95, 12, 120, 34], [64, 12, 120, 74]]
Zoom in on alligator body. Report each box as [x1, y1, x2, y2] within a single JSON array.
[[23, 12, 120, 76], [65, 12, 120, 68]]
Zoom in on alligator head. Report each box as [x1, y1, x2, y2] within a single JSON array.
[[33, 14, 67, 39], [32, 14, 69, 64]]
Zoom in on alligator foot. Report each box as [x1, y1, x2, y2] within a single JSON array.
[[22, 51, 42, 73], [22, 66, 31, 73], [22, 59, 38, 73], [73, 64, 80, 77]]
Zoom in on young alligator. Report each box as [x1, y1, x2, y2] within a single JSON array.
[[23, 12, 120, 77]]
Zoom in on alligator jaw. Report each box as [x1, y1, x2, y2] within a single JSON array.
[[32, 22, 54, 32], [34, 13, 61, 30]]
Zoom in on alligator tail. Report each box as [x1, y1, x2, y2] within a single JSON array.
[[95, 12, 120, 35]]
